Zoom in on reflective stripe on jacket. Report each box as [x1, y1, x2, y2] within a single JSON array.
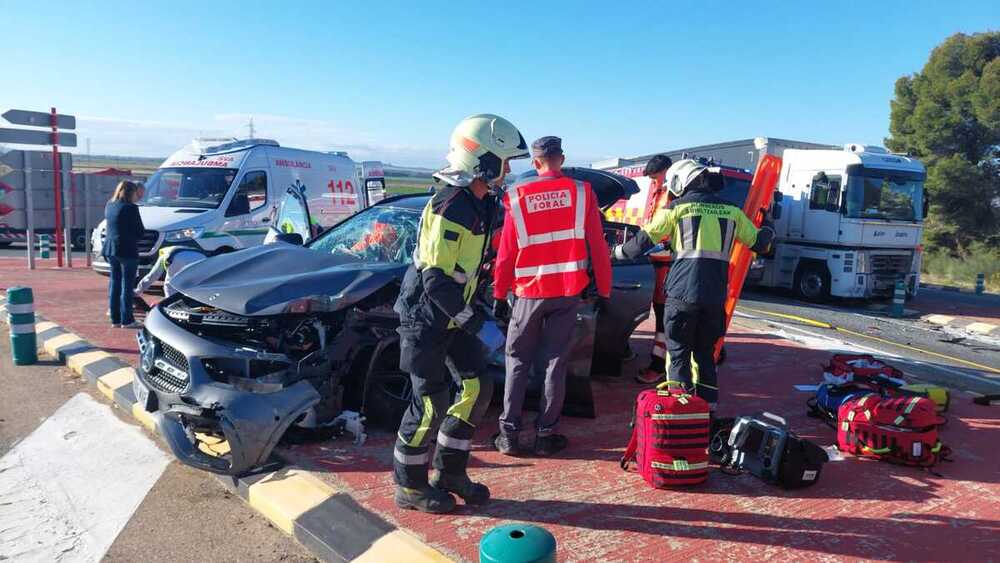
[[494, 172, 611, 299]]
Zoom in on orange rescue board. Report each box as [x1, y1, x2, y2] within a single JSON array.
[[714, 154, 782, 360]]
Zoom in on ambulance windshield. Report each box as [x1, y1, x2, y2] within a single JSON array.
[[845, 169, 924, 222], [141, 167, 238, 209]]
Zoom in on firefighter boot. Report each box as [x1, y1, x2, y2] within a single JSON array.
[[394, 486, 456, 514], [430, 471, 491, 506]]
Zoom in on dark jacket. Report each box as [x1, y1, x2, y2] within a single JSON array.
[[102, 201, 145, 258], [619, 189, 773, 307]]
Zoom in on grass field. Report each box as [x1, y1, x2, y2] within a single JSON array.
[[922, 244, 1000, 293], [385, 176, 433, 195]]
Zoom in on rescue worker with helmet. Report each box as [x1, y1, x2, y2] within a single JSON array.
[[492, 136, 612, 456], [392, 114, 528, 514], [613, 159, 774, 412], [635, 154, 674, 384]]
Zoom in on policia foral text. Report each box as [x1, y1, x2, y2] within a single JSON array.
[[614, 159, 774, 411], [392, 114, 530, 514]]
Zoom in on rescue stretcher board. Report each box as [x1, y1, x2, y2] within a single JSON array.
[[714, 154, 783, 360]]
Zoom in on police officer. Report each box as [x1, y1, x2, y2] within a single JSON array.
[[392, 114, 529, 514], [613, 159, 774, 411], [635, 154, 674, 384], [492, 136, 612, 456]]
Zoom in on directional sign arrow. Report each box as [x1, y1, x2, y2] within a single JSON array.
[[2, 109, 76, 130], [0, 128, 77, 147]]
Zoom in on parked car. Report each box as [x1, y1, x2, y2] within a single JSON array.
[[134, 168, 653, 474]]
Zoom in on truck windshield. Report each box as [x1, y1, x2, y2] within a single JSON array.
[[845, 171, 923, 222], [141, 167, 237, 209]]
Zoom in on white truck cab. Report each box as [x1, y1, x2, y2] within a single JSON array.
[[752, 143, 926, 299], [92, 138, 368, 275]]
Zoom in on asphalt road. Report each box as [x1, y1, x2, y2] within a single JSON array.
[[735, 286, 1000, 395], [0, 331, 315, 563]]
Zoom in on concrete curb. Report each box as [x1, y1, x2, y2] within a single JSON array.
[[0, 296, 452, 563], [920, 313, 1000, 338]]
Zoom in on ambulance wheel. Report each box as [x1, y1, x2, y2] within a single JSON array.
[[795, 263, 830, 302]]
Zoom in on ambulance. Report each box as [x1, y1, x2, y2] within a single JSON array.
[[91, 138, 369, 276]]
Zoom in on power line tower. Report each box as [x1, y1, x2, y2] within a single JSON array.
[[247, 116, 255, 139]]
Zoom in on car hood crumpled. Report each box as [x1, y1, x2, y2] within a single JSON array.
[[168, 242, 406, 316]]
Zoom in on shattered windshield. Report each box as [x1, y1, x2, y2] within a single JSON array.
[[141, 167, 237, 209], [845, 170, 923, 222], [308, 206, 420, 264]]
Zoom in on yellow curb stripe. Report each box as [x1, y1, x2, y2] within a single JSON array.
[[67, 350, 113, 372], [43, 333, 83, 356], [966, 322, 998, 335], [96, 367, 135, 401], [131, 403, 157, 433], [35, 321, 59, 332], [353, 530, 452, 563], [923, 314, 955, 325], [247, 470, 337, 535]]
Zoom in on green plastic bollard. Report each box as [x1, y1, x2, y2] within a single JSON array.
[[39, 234, 50, 259], [7, 287, 37, 365], [891, 279, 906, 318], [479, 524, 556, 563], [975, 273, 985, 295]]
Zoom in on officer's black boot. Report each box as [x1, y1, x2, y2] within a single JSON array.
[[492, 431, 521, 456], [394, 486, 456, 514], [430, 471, 491, 506]]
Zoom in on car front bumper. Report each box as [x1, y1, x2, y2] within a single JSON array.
[[137, 305, 321, 475]]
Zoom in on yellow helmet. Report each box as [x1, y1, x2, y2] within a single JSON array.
[[433, 114, 529, 187]]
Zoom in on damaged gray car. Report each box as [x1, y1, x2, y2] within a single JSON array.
[[134, 168, 654, 475]]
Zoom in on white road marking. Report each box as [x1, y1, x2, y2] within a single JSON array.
[[0, 393, 169, 562], [733, 311, 999, 386]]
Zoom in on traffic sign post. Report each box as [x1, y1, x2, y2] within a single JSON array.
[[1, 107, 76, 268]]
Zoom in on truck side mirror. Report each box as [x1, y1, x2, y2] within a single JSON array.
[[922, 195, 930, 219], [770, 203, 782, 221], [773, 191, 783, 203]]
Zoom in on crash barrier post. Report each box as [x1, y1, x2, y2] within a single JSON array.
[[891, 279, 906, 318], [976, 273, 985, 295], [7, 287, 37, 365], [38, 234, 51, 259], [479, 523, 556, 563]]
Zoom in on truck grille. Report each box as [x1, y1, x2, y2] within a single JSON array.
[[137, 230, 159, 254], [147, 339, 190, 394], [871, 254, 910, 275]]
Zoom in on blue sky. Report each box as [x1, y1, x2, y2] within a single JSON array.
[[1, 1, 997, 167]]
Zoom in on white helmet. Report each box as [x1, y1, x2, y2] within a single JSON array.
[[664, 159, 720, 197], [433, 114, 529, 187]]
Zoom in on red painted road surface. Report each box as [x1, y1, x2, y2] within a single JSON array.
[[3, 259, 999, 561]]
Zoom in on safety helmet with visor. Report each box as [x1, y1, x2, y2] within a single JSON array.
[[433, 114, 529, 188]]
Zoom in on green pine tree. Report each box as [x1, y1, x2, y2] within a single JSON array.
[[886, 32, 1000, 253]]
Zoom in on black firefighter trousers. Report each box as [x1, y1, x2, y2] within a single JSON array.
[[664, 299, 725, 409], [393, 324, 493, 490]]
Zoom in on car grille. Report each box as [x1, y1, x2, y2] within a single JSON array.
[[147, 339, 190, 394], [871, 254, 910, 276], [137, 230, 159, 254]]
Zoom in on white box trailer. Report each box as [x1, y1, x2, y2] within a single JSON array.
[[91, 138, 369, 275], [594, 137, 927, 300]]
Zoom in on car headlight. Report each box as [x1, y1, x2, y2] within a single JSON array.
[[165, 227, 204, 242]]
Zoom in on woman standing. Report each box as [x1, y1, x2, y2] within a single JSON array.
[[102, 180, 145, 328]]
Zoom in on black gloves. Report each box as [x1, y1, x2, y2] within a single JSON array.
[[596, 296, 611, 315], [493, 298, 511, 321]]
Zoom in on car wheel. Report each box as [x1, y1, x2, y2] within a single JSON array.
[[794, 263, 830, 301], [364, 366, 411, 430]]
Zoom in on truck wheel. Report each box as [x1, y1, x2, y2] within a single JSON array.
[[795, 264, 830, 301]]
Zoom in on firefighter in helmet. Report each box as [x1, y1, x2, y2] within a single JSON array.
[[392, 114, 529, 513]]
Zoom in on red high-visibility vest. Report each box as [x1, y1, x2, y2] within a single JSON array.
[[644, 187, 672, 263], [505, 175, 592, 298]]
